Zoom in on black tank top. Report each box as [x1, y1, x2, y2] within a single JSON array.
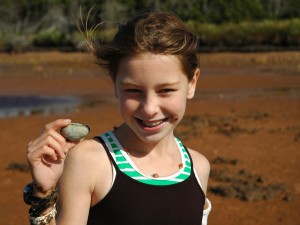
[[87, 133, 205, 225]]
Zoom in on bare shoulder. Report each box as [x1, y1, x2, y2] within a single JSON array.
[[187, 148, 210, 194], [65, 138, 109, 168], [187, 148, 210, 172], [61, 138, 112, 190]]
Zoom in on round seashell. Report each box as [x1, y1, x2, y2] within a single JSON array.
[[60, 123, 90, 142]]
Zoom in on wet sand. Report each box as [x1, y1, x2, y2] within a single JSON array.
[[0, 51, 299, 225]]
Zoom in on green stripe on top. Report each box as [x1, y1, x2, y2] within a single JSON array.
[[101, 132, 191, 186]]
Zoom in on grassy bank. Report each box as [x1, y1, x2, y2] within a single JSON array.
[[189, 18, 300, 51]]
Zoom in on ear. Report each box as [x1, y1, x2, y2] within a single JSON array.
[[187, 68, 200, 99]]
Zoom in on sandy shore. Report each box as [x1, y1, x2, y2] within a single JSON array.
[[0, 51, 299, 225]]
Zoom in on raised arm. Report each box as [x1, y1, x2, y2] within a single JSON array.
[[25, 119, 76, 225]]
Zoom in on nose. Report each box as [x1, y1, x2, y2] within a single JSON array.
[[140, 94, 159, 118]]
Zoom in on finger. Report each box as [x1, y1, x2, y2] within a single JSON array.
[[64, 142, 77, 155], [44, 135, 66, 159], [28, 132, 66, 160], [44, 119, 72, 132], [28, 129, 65, 153], [42, 145, 60, 162], [28, 144, 60, 163], [42, 152, 63, 165], [45, 128, 70, 154], [29, 120, 71, 149], [28, 131, 56, 152]]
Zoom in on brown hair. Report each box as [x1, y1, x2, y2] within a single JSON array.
[[89, 12, 199, 81]]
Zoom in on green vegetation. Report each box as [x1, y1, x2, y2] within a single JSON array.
[[189, 18, 300, 50], [0, 0, 299, 52], [34, 30, 71, 47]]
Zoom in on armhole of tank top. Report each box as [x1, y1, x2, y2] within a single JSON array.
[[93, 135, 117, 189], [111, 164, 117, 188], [193, 166, 204, 191], [183, 146, 204, 192]]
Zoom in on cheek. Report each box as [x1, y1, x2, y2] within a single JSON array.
[[163, 96, 187, 114], [119, 98, 139, 114]]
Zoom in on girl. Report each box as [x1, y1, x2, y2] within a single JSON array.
[[25, 12, 211, 225]]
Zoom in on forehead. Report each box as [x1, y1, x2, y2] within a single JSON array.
[[116, 53, 187, 83]]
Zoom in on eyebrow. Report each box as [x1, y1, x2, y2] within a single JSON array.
[[119, 81, 181, 87], [119, 82, 139, 86]]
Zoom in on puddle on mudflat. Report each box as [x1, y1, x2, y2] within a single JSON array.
[[0, 95, 79, 118]]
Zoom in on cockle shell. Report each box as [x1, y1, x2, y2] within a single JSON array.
[[60, 123, 90, 141]]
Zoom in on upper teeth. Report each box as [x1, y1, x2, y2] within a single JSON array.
[[142, 120, 164, 127]]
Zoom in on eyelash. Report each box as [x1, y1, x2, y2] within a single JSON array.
[[124, 89, 141, 93], [160, 89, 175, 93]]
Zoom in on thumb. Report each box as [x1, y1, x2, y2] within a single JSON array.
[[64, 142, 77, 155]]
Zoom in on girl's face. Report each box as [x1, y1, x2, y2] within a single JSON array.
[[115, 53, 199, 144]]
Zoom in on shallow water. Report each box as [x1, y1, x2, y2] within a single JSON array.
[[0, 95, 78, 118]]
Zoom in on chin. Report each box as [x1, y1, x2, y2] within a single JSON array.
[[133, 126, 175, 144]]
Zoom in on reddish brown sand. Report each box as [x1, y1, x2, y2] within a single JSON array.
[[0, 51, 299, 225]]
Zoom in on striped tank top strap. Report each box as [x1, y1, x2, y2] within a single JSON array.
[[100, 131, 192, 186]]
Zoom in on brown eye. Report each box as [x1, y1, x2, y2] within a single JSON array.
[[125, 89, 142, 93]]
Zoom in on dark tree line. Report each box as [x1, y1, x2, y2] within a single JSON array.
[[0, 0, 299, 51], [0, 0, 299, 28]]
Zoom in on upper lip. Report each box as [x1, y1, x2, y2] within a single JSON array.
[[137, 118, 167, 123], [144, 119, 164, 122]]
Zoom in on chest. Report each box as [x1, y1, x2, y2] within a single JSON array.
[[88, 172, 205, 225]]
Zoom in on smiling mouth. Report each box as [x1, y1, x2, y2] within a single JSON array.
[[137, 118, 168, 128]]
